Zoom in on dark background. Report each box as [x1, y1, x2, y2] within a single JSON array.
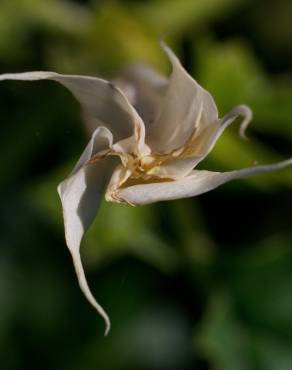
[[0, 1, 292, 369]]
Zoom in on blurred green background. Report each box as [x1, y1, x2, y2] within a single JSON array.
[[0, 0, 292, 369]]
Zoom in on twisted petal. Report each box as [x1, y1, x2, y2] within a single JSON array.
[[148, 105, 253, 179], [117, 159, 292, 205], [0, 71, 147, 154], [147, 42, 218, 153], [193, 104, 253, 164], [58, 127, 116, 335]]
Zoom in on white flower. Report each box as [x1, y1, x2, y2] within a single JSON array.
[[1, 42, 291, 335]]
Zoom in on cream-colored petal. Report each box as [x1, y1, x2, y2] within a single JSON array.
[[193, 104, 253, 164], [0, 71, 148, 155], [117, 159, 292, 205], [114, 63, 168, 128], [149, 105, 253, 179], [72, 126, 113, 173], [147, 42, 218, 153], [147, 156, 202, 179], [58, 127, 117, 335], [105, 164, 132, 203]]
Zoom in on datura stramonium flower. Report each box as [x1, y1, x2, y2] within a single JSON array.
[[1, 43, 292, 335]]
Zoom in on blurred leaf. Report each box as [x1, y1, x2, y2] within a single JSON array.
[[0, 82, 82, 190], [169, 200, 215, 266], [197, 39, 292, 139], [196, 293, 251, 370], [134, 0, 244, 36], [27, 162, 70, 229], [48, 4, 166, 74], [197, 237, 292, 370], [228, 236, 292, 338], [0, 0, 90, 59], [251, 330, 292, 370]]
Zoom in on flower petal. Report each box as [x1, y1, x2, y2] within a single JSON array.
[[114, 63, 168, 128], [58, 127, 116, 335], [149, 105, 253, 179], [147, 155, 202, 179], [72, 126, 113, 173], [0, 71, 148, 154], [147, 42, 218, 153], [117, 159, 292, 205], [193, 104, 253, 165]]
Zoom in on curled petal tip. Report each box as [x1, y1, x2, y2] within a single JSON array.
[[219, 104, 252, 140], [238, 104, 253, 138]]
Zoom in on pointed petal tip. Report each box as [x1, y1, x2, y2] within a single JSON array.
[[228, 157, 292, 180], [280, 158, 292, 167], [159, 38, 169, 52], [160, 40, 177, 62], [104, 320, 111, 337], [71, 249, 111, 336], [159, 38, 167, 50], [271, 157, 292, 168], [0, 71, 58, 81], [56, 182, 62, 197]]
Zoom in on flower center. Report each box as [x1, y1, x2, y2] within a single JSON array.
[[128, 154, 165, 179], [104, 152, 175, 203]]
